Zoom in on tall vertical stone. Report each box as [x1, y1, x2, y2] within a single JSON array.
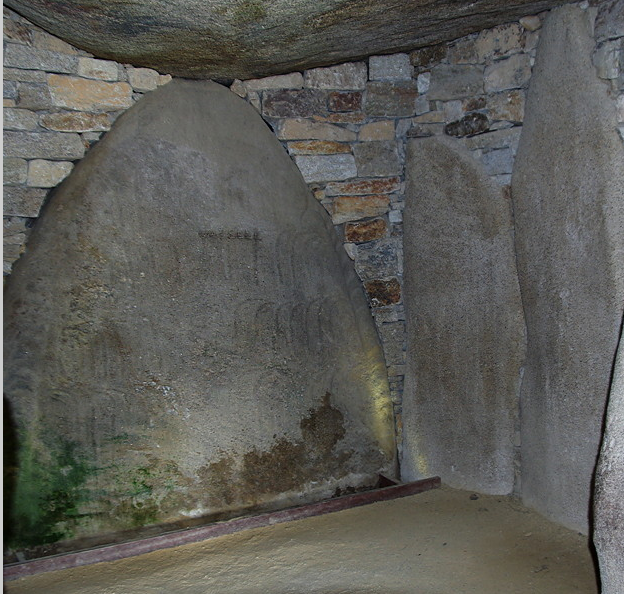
[[402, 135, 525, 494], [3, 79, 396, 552], [594, 322, 624, 594], [512, 5, 624, 533]]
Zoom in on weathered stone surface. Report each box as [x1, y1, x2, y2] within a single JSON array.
[[287, 140, 351, 155], [475, 23, 525, 61], [487, 89, 525, 122], [353, 238, 400, 280], [328, 91, 362, 112], [345, 218, 387, 243], [294, 154, 357, 183], [464, 126, 522, 151], [416, 72, 431, 94], [40, 111, 111, 132], [332, 195, 390, 224], [519, 15, 541, 31], [375, 321, 405, 364], [484, 53, 532, 92], [15, 82, 53, 110], [444, 112, 490, 137], [304, 63, 367, 90], [359, 120, 395, 141], [262, 89, 327, 118], [127, 67, 160, 91], [353, 141, 401, 177], [592, 40, 621, 80], [276, 118, 356, 142], [364, 81, 418, 117], [594, 326, 624, 594], [3, 107, 38, 130], [325, 177, 400, 196], [369, 54, 412, 80], [4, 0, 567, 80], [244, 73, 304, 92], [512, 5, 624, 533], [427, 64, 484, 100], [3, 43, 78, 73], [3, 186, 48, 217], [3, 80, 396, 550], [3, 130, 85, 160], [77, 57, 119, 81], [3, 67, 47, 83], [3, 18, 33, 44], [410, 44, 447, 71], [27, 159, 74, 187], [364, 278, 401, 306], [4, 80, 18, 100], [4, 157, 28, 184], [594, 0, 624, 42], [48, 74, 133, 111], [447, 36, 478, 64], [481, 147, 513, 175], [402, 135, 525, 494]]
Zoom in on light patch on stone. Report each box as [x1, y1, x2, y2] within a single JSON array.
[[78, 57, 119, 81], [294, 154, 357, 183], [304, 62, 368, 90], [27, 159, 74, 187], [48, 74, 133, 111]]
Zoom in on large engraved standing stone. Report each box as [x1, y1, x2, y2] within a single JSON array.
[[594, 323, 624, 594], [402, 136, 525, 494], [3, 79, 395, 550], [512, 5, 624, 533]]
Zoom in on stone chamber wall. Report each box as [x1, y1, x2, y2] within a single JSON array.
[[3, 1, 624, 530]]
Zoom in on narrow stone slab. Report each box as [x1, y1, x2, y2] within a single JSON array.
[[402, 135, 525, 494], [512, 4, 624, 533], [4, 80, 395, 553]]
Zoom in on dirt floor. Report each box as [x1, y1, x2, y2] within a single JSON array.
[[4, 485, 599, 594]]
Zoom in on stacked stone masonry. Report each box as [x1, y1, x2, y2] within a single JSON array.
[[4, 2, 623, 457]]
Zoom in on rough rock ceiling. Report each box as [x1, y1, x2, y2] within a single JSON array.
[[6, 0, 573, 80]]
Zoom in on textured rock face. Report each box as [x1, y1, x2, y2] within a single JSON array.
[[3, 79, 396, 551], [5, 0, 569, 80], [512, 5, 624, 533], [594, 324, 624, 594], [401, 136, 525, 494]]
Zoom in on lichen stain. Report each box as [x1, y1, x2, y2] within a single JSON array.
[[199, 392, 352, 508]]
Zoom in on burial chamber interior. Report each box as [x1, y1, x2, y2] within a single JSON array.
[[3, 3, 624, 589]]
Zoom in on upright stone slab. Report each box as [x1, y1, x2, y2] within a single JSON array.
[[512, 5, 624, 533], [594, 324, 624, 594], [3, 79, 396, 552], [402, 135, 525, 494]]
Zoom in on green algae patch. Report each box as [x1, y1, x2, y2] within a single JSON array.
[[7, 433, 98, 548]]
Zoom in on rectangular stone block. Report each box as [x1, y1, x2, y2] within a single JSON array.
[[3, 80, 18, 100], [4, 130, 85, 160], [410, 44, 447, 71], [475, 23, 525, 62], [3, 67, 47, 83], [294, 154, 357, 183], [4, 43, 78, 74], [328, 91, 362, 112], [364, 81, 418, 117], [48, 74, 133, 111], [3, 186, 48, 217], [16, 82, 53, 110], [127, 67, 160, 92], [32, 29, 80, 54], [262, 89, 327, 117], [427, 64, 484, 100], [78, 57, 119, 81], [4, 157, 28, 184], [364, 278, 401, 306], [325, 177, 400, 196], [354, 238, 400, 280], [359, 120, 395, 141], [304, 62, 368, 90], [369, 54, 413, 81], [3, 107, 39, 131], [40, 111, 111, 132], [332, 194, 390, 224], [353, 141, 401, 177], [345, 218, 387, 243], [487, 89, 526, 122], [276, 118, 356, 141], [447, 36, 478, 65], [463, 127, 522, 152], [243, 72, 304, 91], [27, 159, 74, 187], [287, 140, 351, 155], [484, 54, 532, 92]]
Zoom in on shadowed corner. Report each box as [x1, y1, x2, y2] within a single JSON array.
[[4, 396, 19, 550]]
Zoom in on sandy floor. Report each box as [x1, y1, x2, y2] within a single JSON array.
[[4, 485, 599, 594]]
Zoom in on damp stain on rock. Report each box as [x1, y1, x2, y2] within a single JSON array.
[[199, 392, 352, 509]]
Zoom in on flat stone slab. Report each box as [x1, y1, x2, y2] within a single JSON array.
[[402, 135, 525, 494], [3, 79, 395, 552]]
